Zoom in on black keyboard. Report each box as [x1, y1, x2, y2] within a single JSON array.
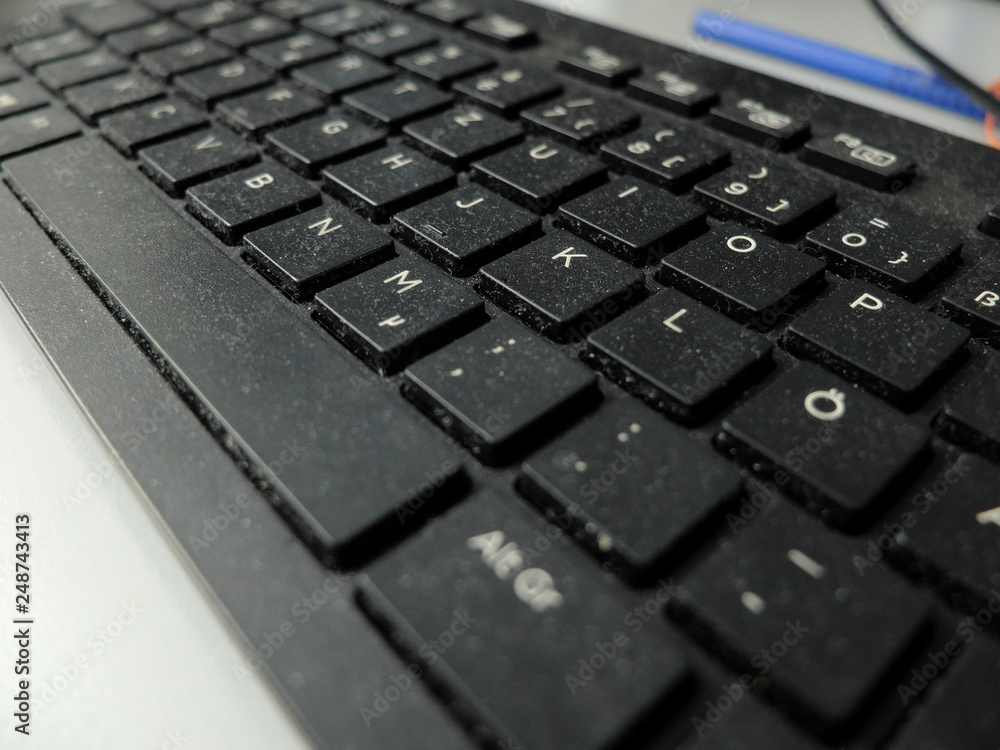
[[1, 0, 999, 748]]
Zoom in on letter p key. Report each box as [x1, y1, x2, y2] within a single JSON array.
[[850, 293, 883, 311]]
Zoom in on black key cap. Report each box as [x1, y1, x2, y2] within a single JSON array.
[[453, 65, 561, 115], [558, 45, 638, 87], [941, 255, 1000, 343], [558, 177, 708, 265], [36, 49, 129, 90], [264, 109, 385, 176], [174, 59, 273, 105], [677, 701, 824, 750], [719, 362, 931, 523], [356, 490, 689, 750], [187, 161, 322, 243], [0, 59, 19, 85], [402, 104, 522, 167], [980, 203, 1000, 239], [343, 76, 452, 128], [216, 84, 324, 138], [65, 72, 164, 122], [301, 6, 390, 39], [392, 183, 541, 275], [626, 68, 718, 116], [471, 139, 607, 214], [344, 21, 437, 59], [671, 502, 931, 732], [292, 54, 394, 98], [463, 13, 534, 47], [140, 0, 203, 11], [588, 289, 773, 423], [404, 317, 599, 463], [11, 30, 96, 68], [396, 42, 494, 83], [415, 0, 479, 24], [804, 205, 962, 297], [0, 106, 81, 160], [600, 121, 730, 193], [938, 358, 1000, 462], [5, 137, 463, 563], [786, 279, 970, 407], [520, 399, 742, 581], [139, 127, 259, 196], [709, 97, 810, 150], [803, 131, 916, 191], [261, 0, 342, 19], [209, 16, 295, 49], [106, 20, 191, 56], [0, 80, 50, 119], [100, 96, 208, 155], [315, 252, 486, 373], [659, 227, 826, 329], [243, 202, 394, 300], [138, 38, 231, 80], [175, 2, 254, 31], [246, 32, 339, 71], [694, 162, 837, 239], [65, 1, 157, 36], [521, 91, 640, 149], [322, 144, 455, 221], [480, 230, 646, 341]]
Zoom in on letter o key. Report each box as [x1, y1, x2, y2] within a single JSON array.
[[727, 235, 757, 253]]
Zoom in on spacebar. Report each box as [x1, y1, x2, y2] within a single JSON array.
[[3, 136, 462, 563]]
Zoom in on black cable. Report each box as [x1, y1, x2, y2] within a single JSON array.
[[867, 0, 1000, 119]]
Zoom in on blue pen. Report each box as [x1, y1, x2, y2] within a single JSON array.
[[693, 11, 985, 119]]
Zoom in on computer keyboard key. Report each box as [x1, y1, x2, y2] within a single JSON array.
[[176, 3, 254, 31], [343, 76, 453, 128], [938, 358, 1000, 462], [786, 279, 970, 407], [939, 255, 1000, 343], [261, 0, 341, 18], [314, 252, 486, 374], [356, 490, 690, 750], [471, 139, 607, 214], [671, 503, 932, 732], [209, 16, 295, 49], [140, 0, 203, 11], [139, 127, 259, 196], [100, 96, 208, 155], [675, 701, 824, 750], [0, 107, 81, 160], [65, 1, 157, 36], [138, 39, 231, 80], [243, 202, 394, 300], [659, 227, 826, 328], [803, 131, 916, 191], [36, 49, 129, 90], [694, 162, 837, 239], [626, 69, 718, 116], [106, 21, 191, 57], [216, 85, 325, 138], [520, 399, 742, 581], [392, 183, 541, 275], [980, 203, 1000, 239], [403, 317, 599, 463], [301, 6, 390, 39], [804, 204, 962, 297], [558, 177, 708, 265], [344, 22, 438, 59], [0, 59, 19, 85], [0, 81, 50, 119], [5, 137, 463, 563], [558, 45, 639, 86], [292, 54, 395, 98], [174, 59, 274, 105], [600, 121, 730, 193], [246, 32, 339, 72], [322, 144, 456, 221], [186, 161, 322, 243], [585, 289, 773, 424], [452, 65, 561, 115], [521, 91, 640, 148], [264, 110, 385, 176], [709, 97, 810, 150], [479, 230, 646, 341], [402, 105, 522, 167], [65, 72, 164, 122], [463, 12, 535, 47], [396, 43, 495, 83], [415, 0, 479, 24], [12, 30, 96, 68]]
